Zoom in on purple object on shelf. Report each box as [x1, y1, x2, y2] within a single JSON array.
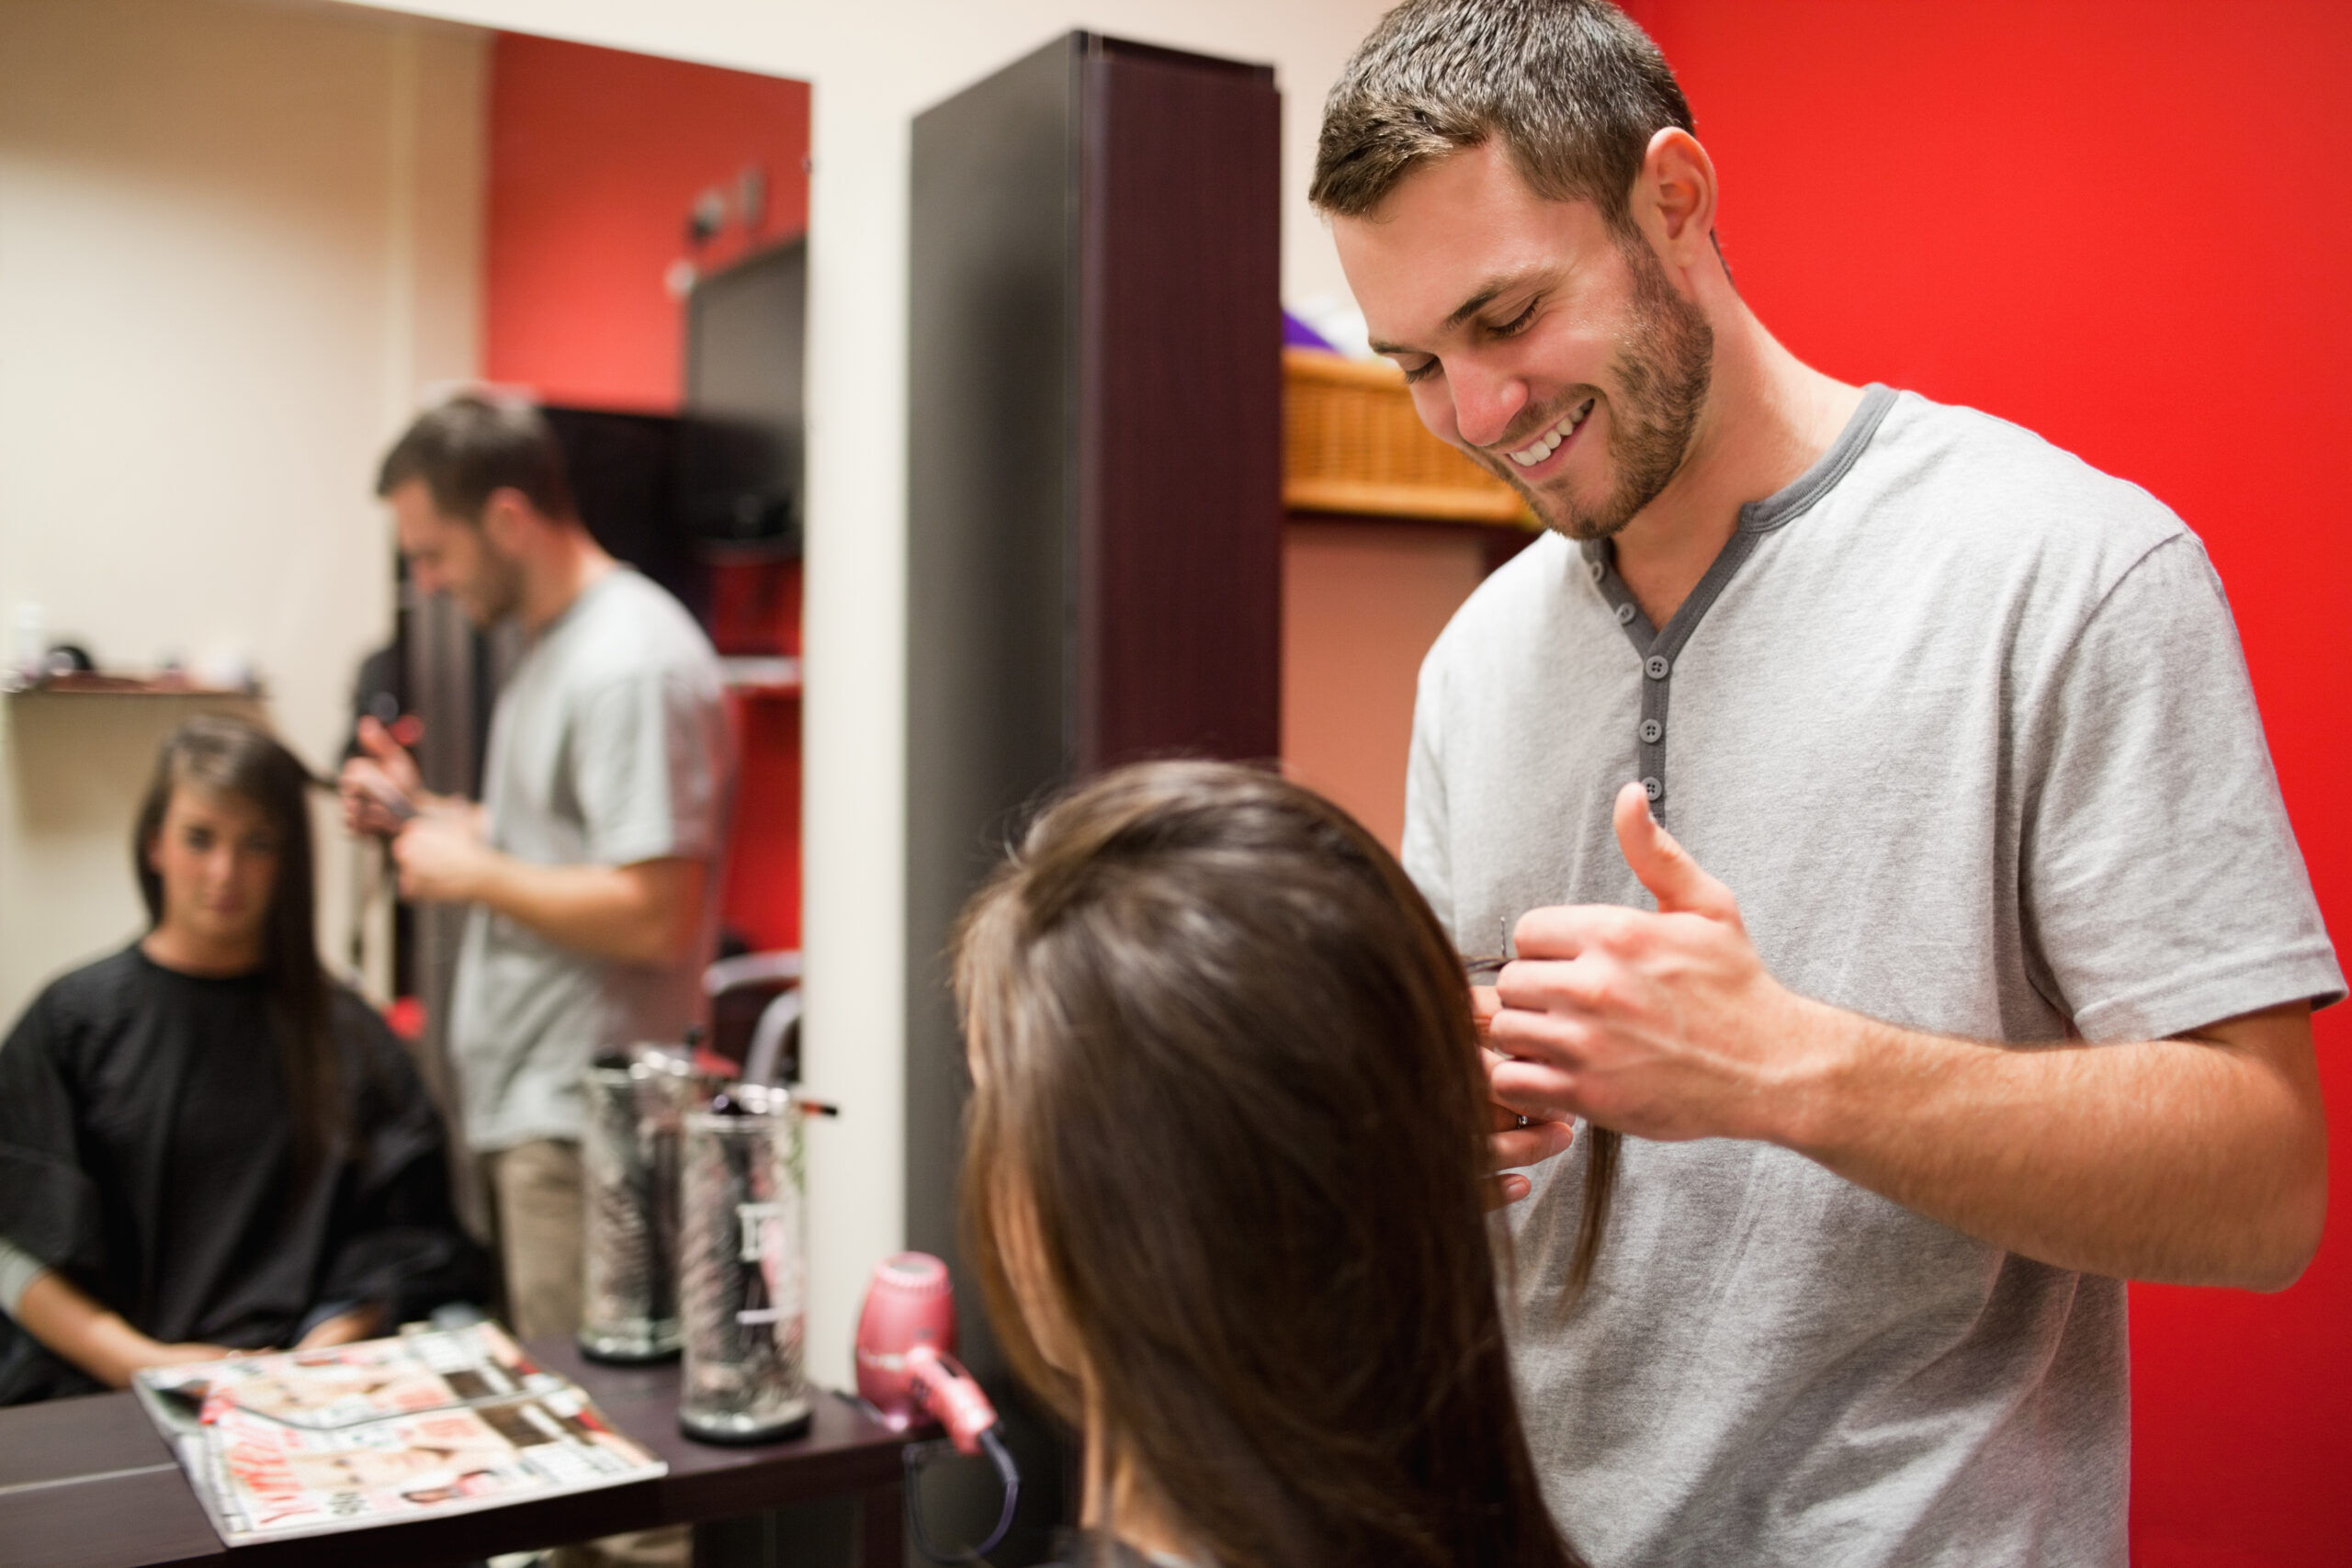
[[1283, 310, 1338, 353]]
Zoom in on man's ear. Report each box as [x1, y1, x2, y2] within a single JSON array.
[[478, 487, 530, 554], [1636, 127, 1720, 271]]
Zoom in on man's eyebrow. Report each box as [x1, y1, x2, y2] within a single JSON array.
[[1442, 275, 1521, 331], [1367, 269, 1556, 356]]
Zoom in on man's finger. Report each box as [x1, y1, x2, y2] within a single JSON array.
[[1470, 984, 1500, 1041], [1492, 953, 1618, 1018], [357, 714, 411, 769], [1488, 1118, 1576, 1170], [1611, 779, 1738, 920], [1489, 1055, 1585, 1124], [341, 764, 397, 836], [1487, 1001, 1593, 1069], [1482, 1173, 1533, 1211], [1510, 903, 1646, 962], [1486, 1055, 1523, 1122]]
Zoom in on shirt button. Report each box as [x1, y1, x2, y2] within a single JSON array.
[[1614, 603, 1635, 626], [1645, 654, 1670, 680], [1640, 718, 1662, 744], [1589, 560, 1606, 582], [1643, 776, 1663, 802]]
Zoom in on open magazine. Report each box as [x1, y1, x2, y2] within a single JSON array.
[[133, 1322, 665, 1545]]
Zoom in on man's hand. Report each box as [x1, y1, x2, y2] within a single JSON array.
[[390, 812, 494, 904], [1487, 781, 1815, 1145], [1473, 984, 1575, 1207], [341, 716, 428, 837], [1481, 781, 2328, 1289]]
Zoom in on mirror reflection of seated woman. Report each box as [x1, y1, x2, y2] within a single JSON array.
[[0, 716, 488, 1403], [953, 761, 1587, 1568]]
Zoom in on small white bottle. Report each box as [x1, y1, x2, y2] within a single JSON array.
[[9, 603, 43, 688]]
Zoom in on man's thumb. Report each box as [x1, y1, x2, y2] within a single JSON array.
[[1612, 781, 1735, 919], [358, 715, 402, 761]]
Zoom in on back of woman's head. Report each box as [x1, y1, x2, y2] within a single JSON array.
[[954, 761, 1578, 1568]]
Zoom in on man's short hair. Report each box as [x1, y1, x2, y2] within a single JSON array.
[[1310, 0, 1692, 231], [376, 393, 576, 524]]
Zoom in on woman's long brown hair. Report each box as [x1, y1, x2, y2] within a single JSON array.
[[133, 715, 343, 1171], [1569, 1129, 1619, 1297], [954, 761, 1583, 1568]]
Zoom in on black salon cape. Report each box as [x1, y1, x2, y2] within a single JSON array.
[[0, 944, 489, 1404]]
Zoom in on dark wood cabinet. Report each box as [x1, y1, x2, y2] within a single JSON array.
[[903, 28, 1281, 1554]]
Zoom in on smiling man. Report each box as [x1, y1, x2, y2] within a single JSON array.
[[1314, 3, 2339, 1564]]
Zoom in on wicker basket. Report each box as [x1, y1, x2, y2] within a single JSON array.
[[1282, 347, 1534, 526]]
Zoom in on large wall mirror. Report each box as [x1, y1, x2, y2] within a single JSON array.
[[0, 0, 811, 1120]]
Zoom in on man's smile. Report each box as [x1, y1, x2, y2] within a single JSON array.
[[1500, 397, 1595, 471]]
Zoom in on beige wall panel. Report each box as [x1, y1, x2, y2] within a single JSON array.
[[0, 0, 486, 1019]]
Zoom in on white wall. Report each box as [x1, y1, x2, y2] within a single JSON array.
[[332, 0, 1386, 1389], [0, 0, 486, 1015]]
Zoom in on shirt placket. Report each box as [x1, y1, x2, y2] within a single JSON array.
[[1582, 530, 1764, 823]]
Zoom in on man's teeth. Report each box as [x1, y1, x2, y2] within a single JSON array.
[[1507, 399, 1595, 468]]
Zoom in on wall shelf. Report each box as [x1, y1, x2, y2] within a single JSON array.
[[5, 672, 262, 699], [1282, 347, 1537, 528]]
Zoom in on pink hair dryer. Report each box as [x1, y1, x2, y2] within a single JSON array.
[[854, 1253, 1019, 1562]]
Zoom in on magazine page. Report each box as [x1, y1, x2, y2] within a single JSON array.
[[198, 1388, 664, 1545], [136, 1321, 544, 1432], [133, 1323, 669, 1546]]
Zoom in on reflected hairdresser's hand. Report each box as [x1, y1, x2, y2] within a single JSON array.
[[1474, 984, 1575, 1209], [390, 812, 493, 904], [1487, 783, 1814, 1145], [341, 716, 426, 837]]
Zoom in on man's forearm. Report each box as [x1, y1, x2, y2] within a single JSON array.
[[1490, 790, 2329, 1292], [1777, 999, 2326, 1290], [470, 854, 704, 967], [416, 793, 481, 828]]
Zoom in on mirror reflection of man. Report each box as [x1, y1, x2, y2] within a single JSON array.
[[343, 394, 729, 1342], [1316, 4, 2337, 1564]]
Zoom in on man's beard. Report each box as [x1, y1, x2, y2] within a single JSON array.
[[463, 549, 526, 626], [1490, 236, 1713, 543]]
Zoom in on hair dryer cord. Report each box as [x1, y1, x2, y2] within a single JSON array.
[[905, 1425, 1019, 1563]]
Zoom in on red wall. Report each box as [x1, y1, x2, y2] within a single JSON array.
[[485, 32, 810, 410], [485, 34, 808, 953], [1618, 3, 2352, 1561], [718, 686, 802, 954]]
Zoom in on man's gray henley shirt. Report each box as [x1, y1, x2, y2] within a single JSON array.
[[1404, 385, 2340, 1567]]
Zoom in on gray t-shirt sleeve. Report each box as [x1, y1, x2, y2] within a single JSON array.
[[2022, 534, 2341, 1043], [1401, 648, 1458, 943], [570, 671, 721, 868]]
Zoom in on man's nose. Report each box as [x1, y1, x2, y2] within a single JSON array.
[[1450, 367, 1531, 452]]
